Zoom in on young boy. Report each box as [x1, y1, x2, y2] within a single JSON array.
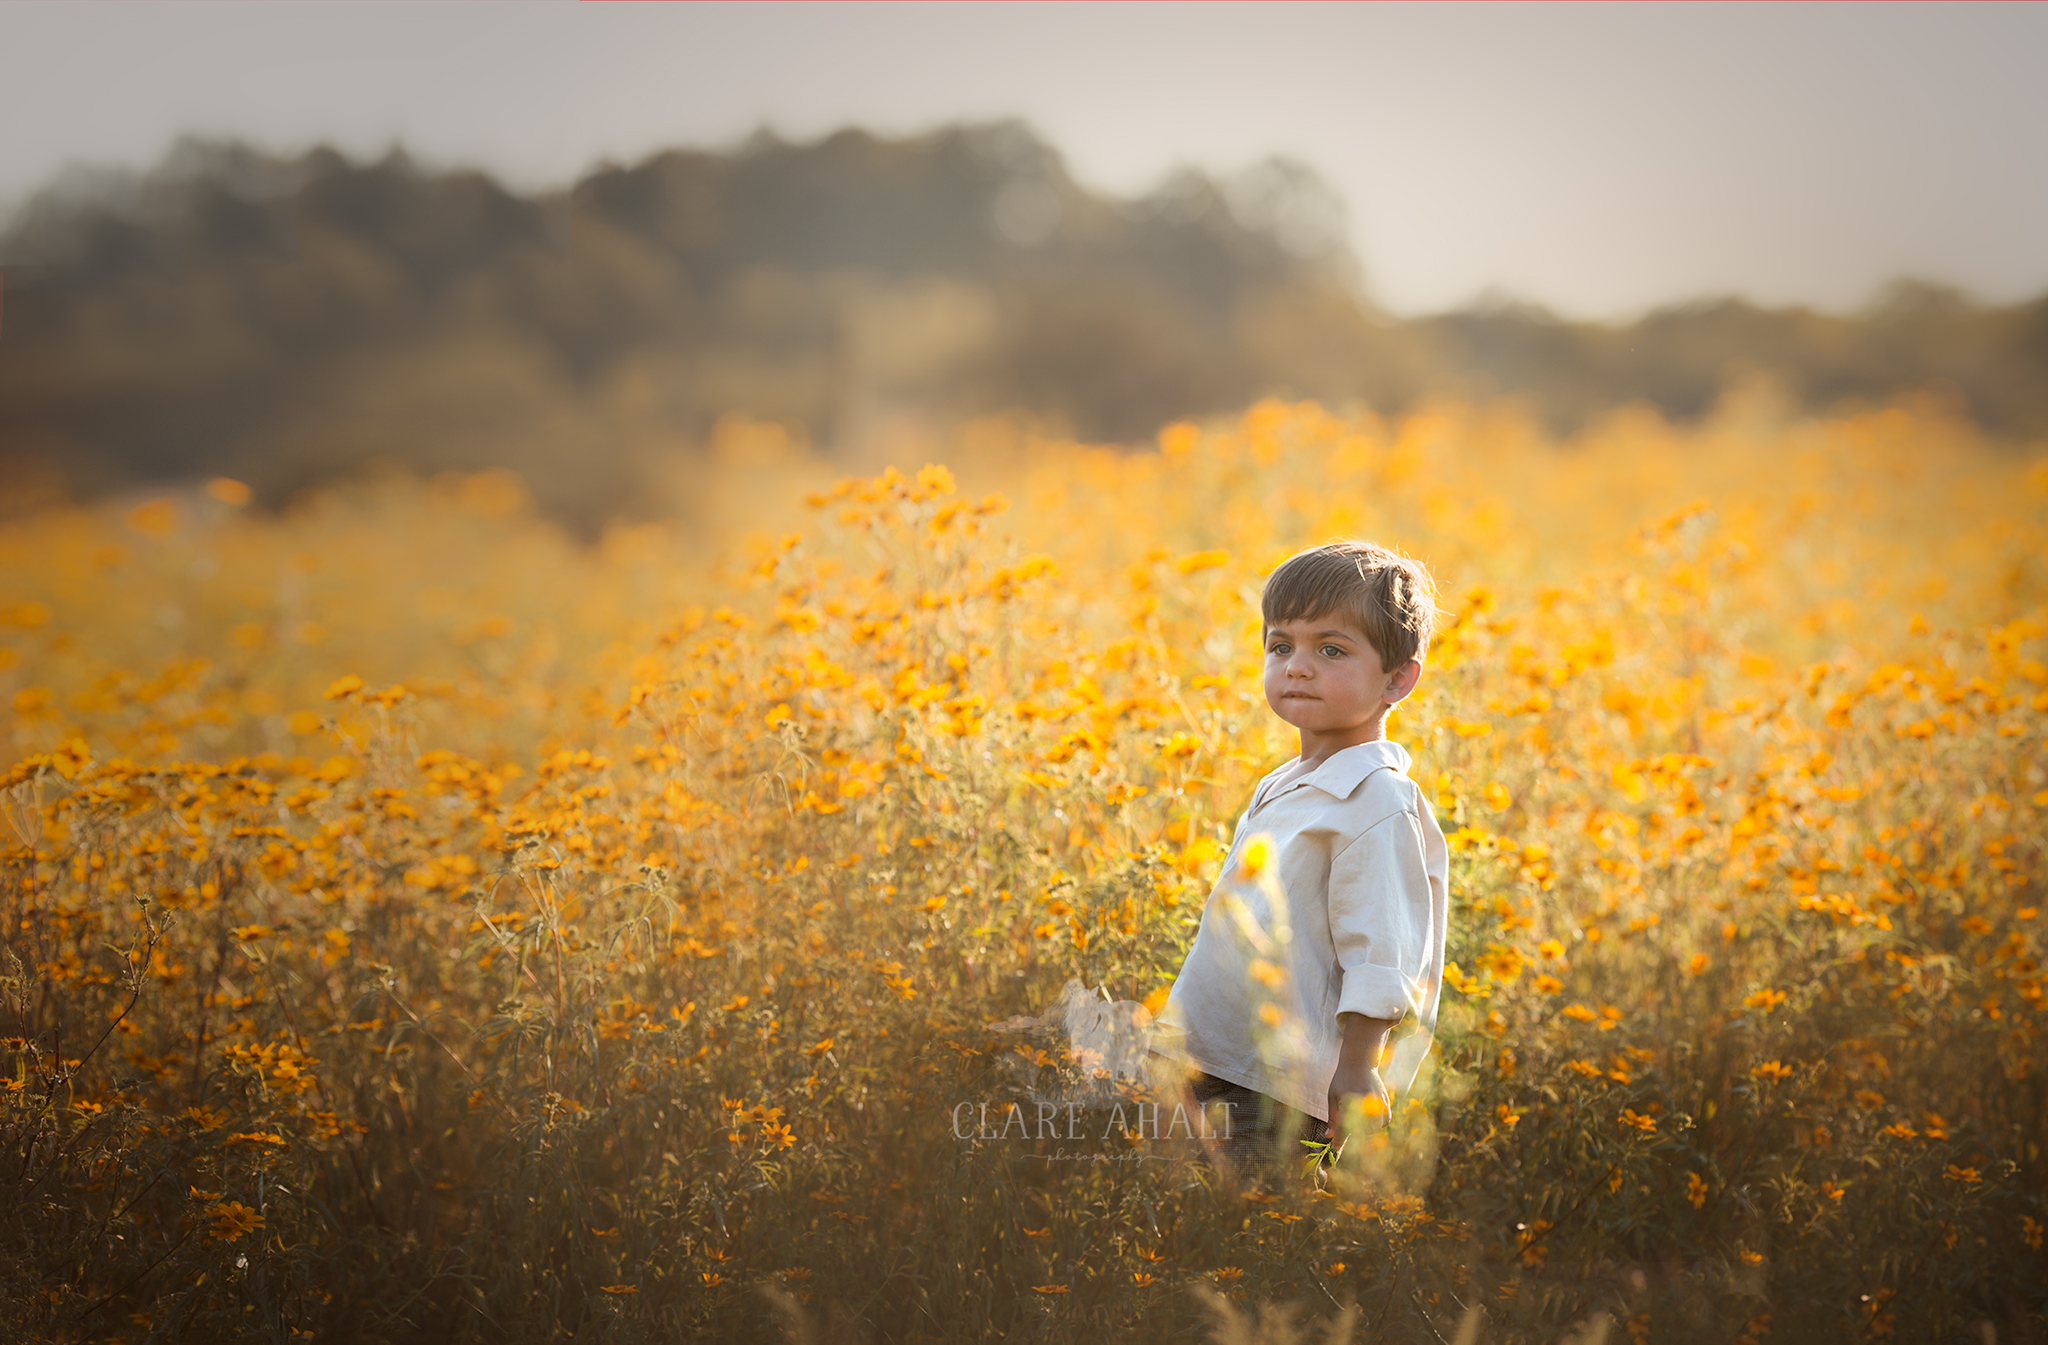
[[1148, 541, 1450, 1174]]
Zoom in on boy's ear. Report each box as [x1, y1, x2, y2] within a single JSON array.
[[1384, 659, 1422, 704]]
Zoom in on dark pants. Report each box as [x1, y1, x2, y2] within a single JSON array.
[[1185, 1071, 1331, 1178]]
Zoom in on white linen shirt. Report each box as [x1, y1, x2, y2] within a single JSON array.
[[1148, 739, 1449, 1123]]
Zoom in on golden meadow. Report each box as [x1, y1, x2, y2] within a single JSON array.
[[2, 397, 2045, 1343]]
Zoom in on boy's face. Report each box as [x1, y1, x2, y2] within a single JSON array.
[[1262, 612, 1418, 742]]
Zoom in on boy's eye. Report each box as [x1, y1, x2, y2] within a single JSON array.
[[1320, 645, 1345, 658]]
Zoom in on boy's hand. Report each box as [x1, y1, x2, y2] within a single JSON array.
[[1327, 1059, 1391, 1156]]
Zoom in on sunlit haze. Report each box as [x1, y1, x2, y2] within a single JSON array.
[[5, 0, 2044, 318]]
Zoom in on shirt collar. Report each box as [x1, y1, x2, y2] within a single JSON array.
[[1290, 739, 1412, 801]]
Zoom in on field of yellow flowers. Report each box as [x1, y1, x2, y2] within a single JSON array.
[[3, 395, 2046, 1343]]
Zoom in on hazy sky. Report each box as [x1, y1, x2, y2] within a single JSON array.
[[7, 1, 2044, 319]]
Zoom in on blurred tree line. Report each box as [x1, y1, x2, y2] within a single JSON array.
[[3, 122, 2044, 531]]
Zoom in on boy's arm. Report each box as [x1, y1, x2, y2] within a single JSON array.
[[1328, 1010, 1398, 1151], [1324, 808, 1437, 1144]]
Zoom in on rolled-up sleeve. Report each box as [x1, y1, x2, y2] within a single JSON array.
[[1328, 810, 1435, 1022]]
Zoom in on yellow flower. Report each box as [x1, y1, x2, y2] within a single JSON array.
[[126, 499, 177, 537], [1477, 943, 1527, 984], [1237, 833, 1275, 880], [1443, 963, 1490, 997], [206, 1201, 264, 1243], [1618, 1109, 1657, 1133], [1685, 1172, 1708, 1208], [0, 601, 50, 629], [50, 738, 91, 779], [1750, 1060, 1793, 1083], [1496, 1104, 1521, 1127]]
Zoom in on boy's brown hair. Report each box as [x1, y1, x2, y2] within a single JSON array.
[[1261, 541, 1438, 671]]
